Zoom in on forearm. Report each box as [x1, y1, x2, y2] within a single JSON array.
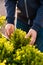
[[31, 0, 43, 32], [5, 0, 17, 24]]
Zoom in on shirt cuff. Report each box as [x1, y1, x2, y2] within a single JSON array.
[[6, 17, 15, 24], [31, 23, 40, 32]]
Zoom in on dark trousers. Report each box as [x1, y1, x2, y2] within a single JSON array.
[[16, 19, 43, 52]]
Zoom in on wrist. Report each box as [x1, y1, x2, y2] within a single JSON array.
[[5, 23, 15, 30], [31, 24, 40, 33], [6, 17, 15, 24]]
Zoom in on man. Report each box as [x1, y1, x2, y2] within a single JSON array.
[[5, 0, 43, 52]]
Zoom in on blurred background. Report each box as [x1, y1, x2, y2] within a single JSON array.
[[0, 0, 6, 16], [0, 0, 6, 33]]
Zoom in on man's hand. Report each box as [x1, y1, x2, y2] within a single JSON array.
[[25, 29, 37, 45], [5, 24, 15, 37]]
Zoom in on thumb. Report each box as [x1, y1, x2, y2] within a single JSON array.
[[25, 32, 31, 38]]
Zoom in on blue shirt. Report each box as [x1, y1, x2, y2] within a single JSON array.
[[5, 0, 43, 32]]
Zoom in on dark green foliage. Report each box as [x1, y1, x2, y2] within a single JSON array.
[[10, 29, 31, 49]]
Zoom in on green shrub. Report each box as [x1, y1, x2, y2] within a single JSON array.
[[0, 29, 43, 65]]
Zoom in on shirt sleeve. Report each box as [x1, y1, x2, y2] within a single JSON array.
[[31, 0, 43, 32], [5, 0, 17, 24]]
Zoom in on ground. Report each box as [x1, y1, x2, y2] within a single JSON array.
[[0, 0, 6, 33], [0, 0, 6, 16]]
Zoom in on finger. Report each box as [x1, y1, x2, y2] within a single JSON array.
[[7, 29, 10, 36], [5, 29, 10, 37], [5, 32, 8, 37], [8, 25, 14, 34], [25, 32, 31, 38], [30, 36, 36, 45]]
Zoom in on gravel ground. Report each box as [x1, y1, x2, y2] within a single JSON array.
[[0, 0, 6, 16], [0, 0, 6, 33]]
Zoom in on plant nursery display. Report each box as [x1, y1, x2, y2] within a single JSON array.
[[0, 28, 43, 65], [0, 16, 43, 65]]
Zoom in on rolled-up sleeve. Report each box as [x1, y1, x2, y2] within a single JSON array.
[[32, 0, 43, 32]]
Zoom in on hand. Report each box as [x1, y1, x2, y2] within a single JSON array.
[[5, 24, 15, 37], [25, 29, 37, 45]]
